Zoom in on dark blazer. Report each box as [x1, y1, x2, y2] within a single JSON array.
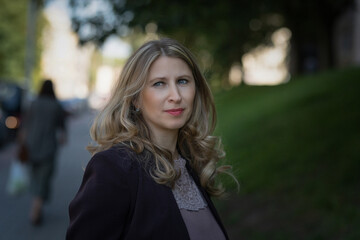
[[66, 146, 229, 240]]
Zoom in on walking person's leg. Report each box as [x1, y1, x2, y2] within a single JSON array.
[[29, 157, 55, 225]]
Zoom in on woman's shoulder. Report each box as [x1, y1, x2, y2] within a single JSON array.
[[88, 144, 141, 174]]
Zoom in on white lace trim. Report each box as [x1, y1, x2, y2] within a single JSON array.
[[172, 157, 208, 211]]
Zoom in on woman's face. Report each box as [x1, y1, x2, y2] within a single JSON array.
[[139, 56, 196, 138]]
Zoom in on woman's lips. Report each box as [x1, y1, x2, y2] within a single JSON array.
[[165, 108, 184, 116]]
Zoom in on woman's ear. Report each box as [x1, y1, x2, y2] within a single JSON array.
[[132, 97, 141, 111]]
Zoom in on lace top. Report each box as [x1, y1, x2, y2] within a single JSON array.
[[172, 157, 207, 211], [171, 157, 227, 240]]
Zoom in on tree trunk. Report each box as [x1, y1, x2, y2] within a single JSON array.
[[24, 0, 39, 93]]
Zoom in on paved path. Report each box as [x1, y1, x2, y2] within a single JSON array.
[[0, 111, 95, 240]]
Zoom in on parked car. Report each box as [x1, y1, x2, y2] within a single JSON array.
[[0, 81, 23, 147], [0, 107, 7, 147]]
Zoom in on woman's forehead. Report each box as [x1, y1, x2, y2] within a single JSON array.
[[147, 56, 193, 79]]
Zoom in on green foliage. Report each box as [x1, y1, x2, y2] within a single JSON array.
[[0, 0, 47, 87], [214, 68, 360, 238], [70, 0, 282, 84], [69, 0, 354, 83], [0, 0, 27, 81]]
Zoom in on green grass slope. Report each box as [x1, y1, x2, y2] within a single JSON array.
[[214, 67, 360, 239]]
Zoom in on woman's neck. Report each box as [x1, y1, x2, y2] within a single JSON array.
[[151, 129, 179, 156]]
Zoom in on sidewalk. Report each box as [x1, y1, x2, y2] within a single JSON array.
[[0, 111, 95, 240]]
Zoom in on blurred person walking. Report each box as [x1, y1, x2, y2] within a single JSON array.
[[66, 38, 236, 240], [21, 79, 67, 226]]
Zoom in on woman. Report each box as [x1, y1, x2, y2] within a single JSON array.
[[66, 38, 234, 239], [23, 79, 67, 225]]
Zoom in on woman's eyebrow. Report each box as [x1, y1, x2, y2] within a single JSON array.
[[148, 77, 167, 83], [148, 74, 193, 82], [177, 74, 193, 79]]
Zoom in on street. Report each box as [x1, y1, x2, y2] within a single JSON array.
[[0, 111, 95, 240]]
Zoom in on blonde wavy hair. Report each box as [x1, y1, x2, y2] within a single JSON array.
[[88, 38, 233, 197]]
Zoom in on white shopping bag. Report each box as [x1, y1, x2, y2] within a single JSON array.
[[6, 160, 30, 196]]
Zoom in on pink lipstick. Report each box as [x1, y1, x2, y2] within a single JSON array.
[[165, 108, 184, 116]]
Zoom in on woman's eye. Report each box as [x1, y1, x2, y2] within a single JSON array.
[[178, 79, 188, 85], [153, 81, 164, 87]]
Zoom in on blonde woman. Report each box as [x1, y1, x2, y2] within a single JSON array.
[[66, 38, 233, 240]]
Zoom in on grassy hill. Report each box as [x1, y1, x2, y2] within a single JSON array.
[[214, 67, 360, 239]]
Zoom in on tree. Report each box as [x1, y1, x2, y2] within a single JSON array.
[[0, 0, 28, 82], [277, 0, 355, 73], [0, 0, 48, 90], [70, 0, 277, 85], [69, 0, 354, 83]]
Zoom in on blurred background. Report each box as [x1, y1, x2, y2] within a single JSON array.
[[0, 0, 359, 239]]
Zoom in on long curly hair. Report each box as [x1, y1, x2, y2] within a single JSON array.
[[88, 38, 232, 196]]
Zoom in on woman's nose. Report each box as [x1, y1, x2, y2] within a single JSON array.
[[168, 84, 182, 102]]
